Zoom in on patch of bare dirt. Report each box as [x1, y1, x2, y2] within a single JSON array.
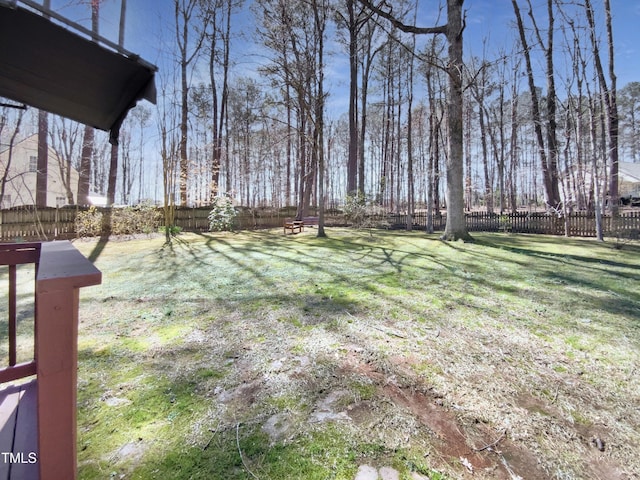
[[109, 438, 149, 470], [342, 342, 631, 480], [338, 346, 559, 479], [217, 377, 264, 407]]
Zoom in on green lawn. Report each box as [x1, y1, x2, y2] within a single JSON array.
[[72, 229, 640, 479]]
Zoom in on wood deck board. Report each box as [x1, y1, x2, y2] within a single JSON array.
[[0, 385, 20, 480], [0, 380, 38, 480]]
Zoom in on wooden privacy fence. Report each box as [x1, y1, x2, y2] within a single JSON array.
[[171, 207, 296, 231], [0, 207, 77, 241], [360, 211, 640, 237], [0, 206, 639, 241]]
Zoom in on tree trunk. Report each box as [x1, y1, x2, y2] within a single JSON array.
[[441, 0, 470, 240], [406, 15, 416, 231], [540, 0, 561, 209], [104, 0, 128, 207], [36, 110, 48, 207], [107, 144, 118, 206], [78, 126, 93, 205], [208, 0, 232, 202], [346, 0, 358, 195], [314, 0, 327, 237], [77, 1, 100, 206], [175, 0, 203, 206], [605, 0, 619, 213]]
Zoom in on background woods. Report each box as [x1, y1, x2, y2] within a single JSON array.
[[1, 0, 639, 235]]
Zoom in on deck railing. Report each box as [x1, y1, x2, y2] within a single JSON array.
[[0, 243, 40, 385], [0, 241, 101, 480]]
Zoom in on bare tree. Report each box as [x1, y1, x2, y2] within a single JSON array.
[[257, 0, 327, 219], [106, 0, 128, 206], [77, 0, 101, 206], [34, 0, 51, 206], [200, 0, 240, 201], [358, 20, 383, 196], [36, 110, 48, 206], [131, 106, 151, 203], [175, 0, 207, 206], [49, 117, 81, 205], [511, 0, 561, 211], [618, 82, 640, 163], [584, 0, 619, 212], [156, 68, 180, 243], [360, 0, 470, 240], [405, 3, 418, 230], [422, 37, 446, 231], [0, 107, 25, 207], [310, 0, 328, 237], [335, 0, 374, 195], [118, 118, 134, 204], [467, 58, 494, 213]]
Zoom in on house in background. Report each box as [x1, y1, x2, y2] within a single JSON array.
[[0, 133, 78, 208], [620, 161, 640, 197]]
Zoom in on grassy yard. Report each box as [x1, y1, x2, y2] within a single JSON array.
[[69, 229, 639, 479]]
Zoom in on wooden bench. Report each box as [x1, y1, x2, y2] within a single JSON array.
[[283, 219, 303, 234], [283, 216, 320, 234], [302, 216, 319, 228]]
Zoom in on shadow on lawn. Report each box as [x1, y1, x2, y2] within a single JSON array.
[[210, 230, 495, 286], [476, 235, 640, 271], [473, 236, 640, 290], [467, 236, 640, 328], [87, 233, 110, 264], [141, 230, 639, 335]]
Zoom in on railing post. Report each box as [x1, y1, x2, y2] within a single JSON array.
[[35, 286, 79, 479], [35, 241, 101, 480]]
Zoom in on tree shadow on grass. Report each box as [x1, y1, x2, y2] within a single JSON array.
[[475, 235, 640, 271], [185, 231, 507, 318], [87, 233, 110, 264]]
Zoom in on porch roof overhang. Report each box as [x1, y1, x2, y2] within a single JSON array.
[[0, 0, 156, 144]]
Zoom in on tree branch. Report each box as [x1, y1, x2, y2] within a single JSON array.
[[357, 0, 447, 35]]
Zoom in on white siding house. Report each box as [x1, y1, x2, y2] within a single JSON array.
[[0, 134, 79, 208], [620, 161, 640, 197]]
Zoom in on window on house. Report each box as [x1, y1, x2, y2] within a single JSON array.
[[29, 156, 37, 172]]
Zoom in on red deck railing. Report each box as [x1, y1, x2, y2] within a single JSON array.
[[0, 241, 101, 480], [0, 242, 40, 385]]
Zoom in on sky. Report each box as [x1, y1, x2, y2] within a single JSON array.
[[43, 0, 640, 97]]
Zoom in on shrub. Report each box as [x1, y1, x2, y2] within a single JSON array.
[[499, 214, 512, 233], [75, 204, 161, 238], [343, 192, 389, 230], [110, 203, 161, 236], [208, 196, 238, 232], [343, 192, 368, 228], [161, 225, 183, 236], [75, 206, 102, 237]]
